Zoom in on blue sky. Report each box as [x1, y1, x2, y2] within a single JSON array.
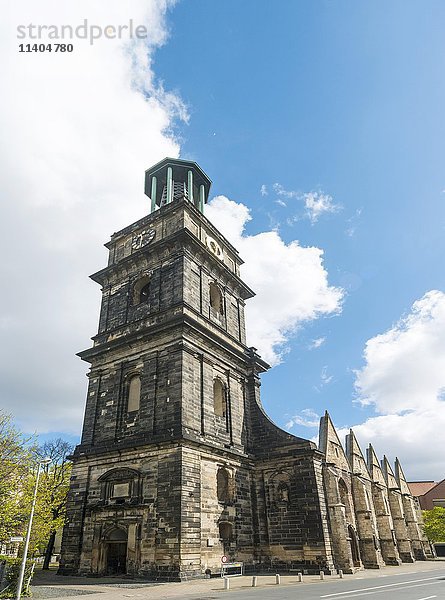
[[156, 1, 445, 452], [2, 0, 445, 478]]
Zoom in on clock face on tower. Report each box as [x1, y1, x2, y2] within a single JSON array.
[[132, 228, 156, 251]]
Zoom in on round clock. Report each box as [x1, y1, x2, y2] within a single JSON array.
[[132, 228, 156, 250]]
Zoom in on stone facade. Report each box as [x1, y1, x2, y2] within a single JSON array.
[[59, 158, 433, 580]]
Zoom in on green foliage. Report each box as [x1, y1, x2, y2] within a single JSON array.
[[0, 412, 73, 566], [31, 439, 73, 558], [422, 507, 445, 542], [0, 556, 33, 598], [0, 412, 35, 546]]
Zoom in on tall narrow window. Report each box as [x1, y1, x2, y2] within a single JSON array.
[[209, 282, 224, 315], [339, 479, 353, 522], [217, 468, 234, 503], [213, 378, 226, 417], [127, 375, 141, 412]]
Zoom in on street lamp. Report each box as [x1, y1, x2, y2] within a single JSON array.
[[15, 457, 51, 600]]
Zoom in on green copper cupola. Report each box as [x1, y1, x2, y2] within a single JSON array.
[[144, 157, 212, 214]]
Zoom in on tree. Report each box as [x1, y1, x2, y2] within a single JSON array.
[[422, 507, 445, 542], [0, 413, 74, 569], [0, 412, 34, 546], [33, 439, 73, 569]]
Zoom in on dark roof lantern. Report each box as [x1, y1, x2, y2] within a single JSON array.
[[144, 157, 212, 214]]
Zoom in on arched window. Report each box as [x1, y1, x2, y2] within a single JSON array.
[[133, 275, 151, 305], [209, 282, 224, 315], [127, 375, 141, 412], [339, 479, 353, 522], [338, 479, 348, 504], [213, 378, 226, 417], [219, 522, 232, 540], [217, 468, 234, 503]]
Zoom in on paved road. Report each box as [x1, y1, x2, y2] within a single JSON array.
[[221, 568, 445, 599], [30, 560, 445, 600]]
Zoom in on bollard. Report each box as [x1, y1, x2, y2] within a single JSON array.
[[298, 572, 303, 582], [320, 571, 325, 580], [224, 577, 230, 590], [338, 569, 344, 579], [252, 576, 258, 587], [275, 574, 281, 585]]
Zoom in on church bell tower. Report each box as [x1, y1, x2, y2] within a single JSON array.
[[59, 157, 332, 580]]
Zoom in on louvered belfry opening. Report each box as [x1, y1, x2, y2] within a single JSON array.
[[159, 180, 188, 206]]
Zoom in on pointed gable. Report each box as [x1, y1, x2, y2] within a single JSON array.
[[345, 429, 370, 478], [381, 456, 400, 490], [319, 411, 350, 471], [394, 458, 412, 495], [366, 444, 387, 486]]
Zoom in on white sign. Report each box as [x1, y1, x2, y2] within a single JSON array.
[[221, 562, 244, 577], [221, 555, 228, 563], [10, 536, 24, 543]]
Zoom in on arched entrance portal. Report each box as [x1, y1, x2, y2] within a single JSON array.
[[105, 528, 127, 575]]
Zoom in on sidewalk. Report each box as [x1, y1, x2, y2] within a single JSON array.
[[30, 559, 445, 600]]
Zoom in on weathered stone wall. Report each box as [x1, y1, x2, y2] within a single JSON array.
[[370, 484, 401, 565], [351, 476, 384, 568], [199, 453, 254, 572], [256, 454, 334, 573], [401, 494, 428, 560], [61, 445, 183, 580], [323, 466, 359, 573], [61, 167, 434, 582], [386, 490, 413, 562]]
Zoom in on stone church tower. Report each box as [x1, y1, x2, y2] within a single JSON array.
[[59, 158, 335, 579], [59, 158, 432, 580]]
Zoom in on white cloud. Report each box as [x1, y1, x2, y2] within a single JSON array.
[[260, 184, 268, 196], [320, 366, 333, 385], [355, 290, 445, 413], [205, 196, 343, 365], [0, 1, 184, 434], [312, 365, 333, 392], [303, 191, 341, 224], [337, 410, 445, 481], [271, 183, 341, 223], [286, 408, 320, 430], [346, 290, 445, 480], [273, 183, 299, 199], [309, 337, 326, 349]]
